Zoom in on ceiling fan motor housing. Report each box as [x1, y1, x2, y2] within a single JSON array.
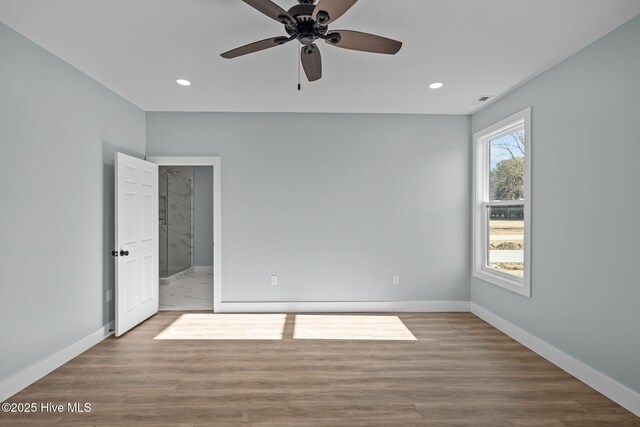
[[287, 3, 315, 18], [284, 3, 330, 45]]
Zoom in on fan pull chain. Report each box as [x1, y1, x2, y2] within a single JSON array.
[[297, 47, 301, 91]]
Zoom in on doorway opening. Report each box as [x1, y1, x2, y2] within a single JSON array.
[[158, 166, 212, 310], [147, 157, 221, 312]]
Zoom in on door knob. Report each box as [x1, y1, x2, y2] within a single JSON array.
[[111, 251, 118, 257], [120, 250, 130, 257]]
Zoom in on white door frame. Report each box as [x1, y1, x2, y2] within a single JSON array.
[[146, 156, 221, 312]]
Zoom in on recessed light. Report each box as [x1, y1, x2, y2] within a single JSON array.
[[176, 79, 191, 86], [429, 82, 444, 89]]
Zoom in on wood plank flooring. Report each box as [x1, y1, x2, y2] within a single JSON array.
[[1, 313, 637, 426]]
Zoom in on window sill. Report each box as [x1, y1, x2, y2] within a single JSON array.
[[473, 268, 531, 298]]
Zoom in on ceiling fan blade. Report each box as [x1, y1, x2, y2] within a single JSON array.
[[241, 0, 293, 25], [301, 45, 322, 82], [221, 36, 290, 59], [313, 0, 358, 25], [326, 30, 402, 55]]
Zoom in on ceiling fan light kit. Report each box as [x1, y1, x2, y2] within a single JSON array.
[[221, 0, 403, 83]]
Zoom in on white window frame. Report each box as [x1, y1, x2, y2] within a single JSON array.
[[472, 107, 531, 297]]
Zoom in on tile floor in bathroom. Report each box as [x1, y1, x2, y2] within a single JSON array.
[[159, 271, 213, 311]]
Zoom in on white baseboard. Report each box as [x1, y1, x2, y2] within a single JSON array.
[[193, 265, 213, 273], [216, 300, 470, 313], [470, 303, 640, 417], [0, 321, 114, 403]]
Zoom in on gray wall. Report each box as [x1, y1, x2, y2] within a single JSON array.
[[0, 23, 145, 383], [147, 112, 471, 303], [471, 15, 640, 393], [194, 166, 214, 267]]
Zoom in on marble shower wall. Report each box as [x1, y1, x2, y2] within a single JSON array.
[[159, 166, 194, 278]]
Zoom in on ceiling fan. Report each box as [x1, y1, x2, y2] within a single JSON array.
[[221, 0, 402, 83]]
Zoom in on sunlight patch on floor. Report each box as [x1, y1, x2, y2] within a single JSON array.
[[154, 313, 287, 340], [293, 315, 417, 341]]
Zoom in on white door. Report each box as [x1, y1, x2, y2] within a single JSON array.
[[115, 153, 159, 336]]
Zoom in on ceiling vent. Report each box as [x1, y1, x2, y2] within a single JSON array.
[[470, 95, 494, 107]]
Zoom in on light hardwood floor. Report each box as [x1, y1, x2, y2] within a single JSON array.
[[1, 313, 637, 426]]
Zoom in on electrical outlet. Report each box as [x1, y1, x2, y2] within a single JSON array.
[[393, 276, 400, 285], [270, 275, 278, 286], [106, 289, 113, 302]]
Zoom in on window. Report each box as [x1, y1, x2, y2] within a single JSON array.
[[473, 108, 531, 297]]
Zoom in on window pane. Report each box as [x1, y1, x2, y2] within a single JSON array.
[[489, 129, 525, 201], [487, 205, 524, 277]]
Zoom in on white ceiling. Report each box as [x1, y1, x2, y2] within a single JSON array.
[[1, 0, 639, 114]]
